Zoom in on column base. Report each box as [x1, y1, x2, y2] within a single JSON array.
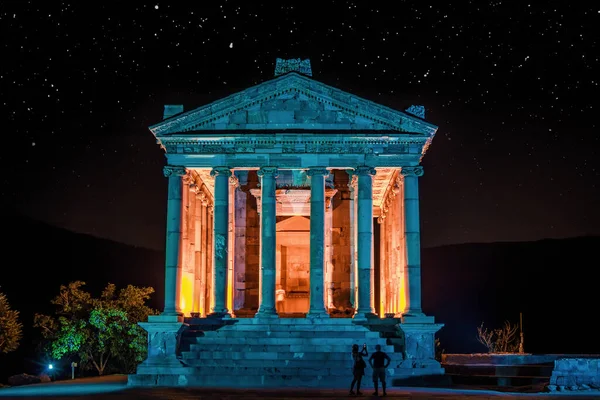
[[208, 311, 232, 319], [138, 315, 188, 369], [306, 310, 330, 319], [398, 317, 444, 371], [254, 308, 279, 319], [353, 312, 377, 322], [401, 312, 435, 324]]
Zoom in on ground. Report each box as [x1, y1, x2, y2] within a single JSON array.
[[0, 376, 598, 399]]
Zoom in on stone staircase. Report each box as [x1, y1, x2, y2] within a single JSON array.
[[133, 317, 411, 388]]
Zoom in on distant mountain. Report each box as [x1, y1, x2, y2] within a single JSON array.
[[1, 212, 597, 381], [421, 236, 600, 355], [0, 211, 164, 381]]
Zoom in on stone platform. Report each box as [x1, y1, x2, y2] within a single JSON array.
[[128, 317, 444, 388]]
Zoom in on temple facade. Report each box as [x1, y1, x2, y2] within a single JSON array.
[[130, 60, 444, 388]]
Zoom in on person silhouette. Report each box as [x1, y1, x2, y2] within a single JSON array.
[[349, 343, 368, 395], [368, 344, 391, 396]]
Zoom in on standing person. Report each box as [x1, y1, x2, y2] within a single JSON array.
[[368, 344, 391, 396], [349, 343, 368, 395]]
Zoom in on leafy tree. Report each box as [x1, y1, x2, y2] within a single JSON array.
[[0, 292, 23, 354], [34, 281, 157, 375]]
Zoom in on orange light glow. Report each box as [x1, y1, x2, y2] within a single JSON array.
[[180, 272, 194, 316]]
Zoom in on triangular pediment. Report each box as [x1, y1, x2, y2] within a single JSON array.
[[149, 72, 436, 136]]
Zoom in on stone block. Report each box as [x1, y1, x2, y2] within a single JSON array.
[[300, 100, 324, 111], [229, 111, 247, 124], [316, 111, 337, 124], [294, 110, 319, 122], [283, 99, 302, 111], [247, 110, 268, 124], [267, 110, 295, 124]]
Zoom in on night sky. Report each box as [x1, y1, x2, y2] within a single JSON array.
[[1, 2, 598, 251]]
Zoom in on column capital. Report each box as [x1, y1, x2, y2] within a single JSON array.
[[163, 165, 187, 177], [306, 167, 329, 177], [401, 166, 424, 177], [196, 191, 209, 205], [229, 175, 240, 188], [210, 166, 232, 177], [257, 166, 279, 178], [183, 173, 196, 187], [354, 166, 376, 176]]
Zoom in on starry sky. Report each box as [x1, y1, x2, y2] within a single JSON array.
[[1, 1, 598, 250]]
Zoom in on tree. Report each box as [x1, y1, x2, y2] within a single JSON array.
[[477, 321, 520, 353], [34, 281, 157, 375], [0, 292, 23, 354]]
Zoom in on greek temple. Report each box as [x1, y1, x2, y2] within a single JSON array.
[[130, 59, 445, 388]]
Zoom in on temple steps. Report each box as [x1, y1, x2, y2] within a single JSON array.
[[182, 349, 402, 362], [190, 337, 386, 346], [196, 330, 381, 338], [131, 317, 424, 388], [180, 357, 407, 369], [136, 365, 393, 377]]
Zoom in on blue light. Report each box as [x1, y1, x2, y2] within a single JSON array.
[[48, 364, 53, 370]]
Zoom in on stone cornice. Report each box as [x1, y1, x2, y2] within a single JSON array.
[[149, 73, 437, 137], [158, 133, 430, 156]]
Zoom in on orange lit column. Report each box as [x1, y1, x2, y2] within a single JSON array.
[[162, 165, 187, 316], [209, 167, 231, 317], [307, 167, 330, 318], [255, 167, 279, 318], [401, 166, 424, 317], [355, 166, 376, 320]]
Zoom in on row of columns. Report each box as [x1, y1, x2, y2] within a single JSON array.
[[161, 165, 424, 319]]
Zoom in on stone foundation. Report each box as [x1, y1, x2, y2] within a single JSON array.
[[547, 358, 600, 393], [129, 318, 445, 388]]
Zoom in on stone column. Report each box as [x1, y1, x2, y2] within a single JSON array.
[[191, 185, 201, 314], [161, 165, 187, 316], [401, 166, 425, 317], [228, 175, 238, 315], [347, 171, 357, 308], [307, 167, 329, 318], [255, 167, 279, 318], [198, 192, 209, 316], [209, 167, 231, 317], [355, 166, 376, 320], [136, 165, 187, 373]]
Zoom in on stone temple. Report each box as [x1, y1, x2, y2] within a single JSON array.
[[128, 59, 444, 388]]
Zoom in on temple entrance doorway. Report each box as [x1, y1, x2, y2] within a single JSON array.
[[276, 215, 310, 316]]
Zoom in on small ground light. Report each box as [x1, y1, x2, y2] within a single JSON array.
[[48, 364, 53, 370]]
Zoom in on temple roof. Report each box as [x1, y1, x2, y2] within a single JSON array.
[[149, 72, 437, 138]]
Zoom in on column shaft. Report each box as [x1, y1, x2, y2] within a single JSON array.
[[307, 167, 329, 318], [162, 165, 187, 316], [255, 167, 279, 318], [210, 167, 231, 317], [355, 166, 376, 319], [347, 171, 356, 308], [402, 166, 424, 316]]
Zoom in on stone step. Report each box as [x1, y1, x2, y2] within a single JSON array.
[[190, 343, 394, 353], [201, 330, 381, 339], [136, 365, 395, 377], [180, 358, 387, 368], [184, 348, 398, 360], [129, 372, 378, 388], [181, 353, 405, 364], [186, 343, 391, 353], [208, 323, 373, 332], [194, 336, 386, 346]]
